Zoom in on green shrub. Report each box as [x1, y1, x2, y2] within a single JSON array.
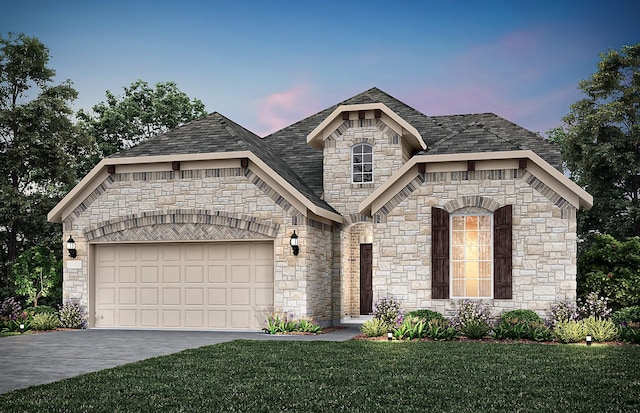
[[453, 300, 492, 329], [582, 316, 618, 342], [372, 297, 402, 326], [58, 301, 87, 329], [263, 312, 322, 334], [360, 318, 389, 337], [493, 310, 550, 341], [549, 299, 579, 327], [31, 313, 60, 331], [2, 312, 31, 333], [405, 309, 444, 322], [611, 306, 640, 325], [25, 305, 57, 316], [425, 318, 458, 341], [500, 309, 542, 323], [297, 318, 322, 333], [461, 320, 491, 339], [618, 323, 640, 344], [554, 320, 586, 343], [578, 234, 640, 310], [393, 316, 427, 340]]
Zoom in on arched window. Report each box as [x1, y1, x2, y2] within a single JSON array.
[[352, 144, 373, 183]]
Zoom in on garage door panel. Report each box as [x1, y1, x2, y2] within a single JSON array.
[[162, 310, 181, 327], [119, 267, 137, 283], [119, 288, 137, 305], [97, 266, 116, 283], [95, 242, 273, 329], [119, 309, 137, 326], [141, 288, 158, 305], [118, 247, 136, 262], [140, 267, 158, 283], [185, 266, 204, 283], [162, 266, 181, 283], [140, 310, 158, 326], [162, 288, 181, 305], [231, 288, 250, 306], [231, 266, 250, 283], [185, 245, 204, 261], [185, 310, 204, 327], [208, 288, 226, 305], [185, 288, 203, 305], [208, 266, 226, 282], [255, 265, 273, 283]]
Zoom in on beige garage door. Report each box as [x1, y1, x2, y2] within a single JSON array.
[[94, 242, 273, 329]]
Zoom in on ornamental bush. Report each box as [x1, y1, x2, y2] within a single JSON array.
[[360, 318, 389, 337], [425, 318, 458, 341], [577, 292, 612, 319], [499, 309, 542, 323], [405, 309, 444, 322], [582, 317, 618, 342], [452, 300, 492, 329], [554, 320, 586, 343], [393, 316, 427, 340], [0, 297, 22, 322], [58, 301, 87, 329], [549, 299, 579, 327], [31, 313, 60, 331], [372, 297, 403, 326], [460, 319, 492, 339]]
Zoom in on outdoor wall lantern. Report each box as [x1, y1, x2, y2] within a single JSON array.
[[290, 231, 299, 256], [586, 335, 593, 346], [66, 236, 77, 258]]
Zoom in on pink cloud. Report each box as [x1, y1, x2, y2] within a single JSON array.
[[257, 84, 317, 136]]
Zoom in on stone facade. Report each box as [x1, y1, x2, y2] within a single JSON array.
[[62, 167, 334, 326], [58, 108, 583, 328]]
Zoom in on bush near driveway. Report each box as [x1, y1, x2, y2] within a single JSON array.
[[0, 341, 638, 412]]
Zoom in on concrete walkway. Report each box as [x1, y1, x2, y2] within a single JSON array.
[[0, 326, 360, 394]]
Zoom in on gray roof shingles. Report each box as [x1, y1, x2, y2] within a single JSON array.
[[111, 87, 563, 217]]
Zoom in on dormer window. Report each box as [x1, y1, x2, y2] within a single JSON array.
[[352, 144, 373, 183]]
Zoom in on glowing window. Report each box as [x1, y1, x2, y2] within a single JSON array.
[[451, 214, 493, 298]]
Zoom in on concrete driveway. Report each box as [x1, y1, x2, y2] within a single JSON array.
[[0, 327, 359, 394]]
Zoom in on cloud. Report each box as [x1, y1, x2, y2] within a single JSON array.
[[257, 84, 317, 136]]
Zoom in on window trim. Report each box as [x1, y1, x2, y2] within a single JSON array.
[[351, 143, 374, 184], [449, 212, 494, 299]]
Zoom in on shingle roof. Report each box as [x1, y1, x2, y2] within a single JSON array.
[[111, 87, 563, 218], [110, 112, 338, 214]]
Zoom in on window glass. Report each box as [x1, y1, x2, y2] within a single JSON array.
[[450, 213, 493, 298], [352, 144, 373, 183]]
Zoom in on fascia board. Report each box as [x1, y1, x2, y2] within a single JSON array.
[[49, 151, 343, 224], [307, 103, 426, 150], [359, 150, 593, 215]]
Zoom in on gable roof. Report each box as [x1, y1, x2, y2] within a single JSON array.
[[50, 87, 571, 224], [110, 112, 338, 215]]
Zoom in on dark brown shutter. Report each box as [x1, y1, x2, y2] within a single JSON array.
[[431, 207, 450, 299], [494, 205, 513, 299]]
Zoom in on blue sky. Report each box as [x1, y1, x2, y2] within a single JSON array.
[[2, 0, 639, 136]]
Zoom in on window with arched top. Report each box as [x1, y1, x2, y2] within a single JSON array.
[[352, 144, 373, 183]]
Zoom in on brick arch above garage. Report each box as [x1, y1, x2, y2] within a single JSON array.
[[84, 209, 280, 241]]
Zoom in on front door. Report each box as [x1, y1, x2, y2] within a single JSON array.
[[360, 243, 373, 315]]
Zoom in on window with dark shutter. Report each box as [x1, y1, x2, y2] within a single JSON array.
[[493, 205, 513, 299], [431, 207, 450, 299]]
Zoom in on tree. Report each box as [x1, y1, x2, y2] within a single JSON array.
[[556, 43, 640, 240], [77, 79, 207, 174], [0, 33, 85, 298], [10, 246, 61, 307]]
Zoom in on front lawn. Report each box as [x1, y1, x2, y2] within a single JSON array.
[[1, 340, 639, 412]]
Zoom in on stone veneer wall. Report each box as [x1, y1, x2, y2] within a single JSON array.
[[62, 167, 335, 325], [372, 169, 577, 318], [323, 120, 406, 216]]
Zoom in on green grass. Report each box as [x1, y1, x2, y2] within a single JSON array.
[[1, 341, 639, 412]]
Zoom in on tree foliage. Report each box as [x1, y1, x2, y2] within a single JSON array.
[[578, 234, 640, 310], [77, 79, 207, 173], [0, 33, 86, 298], [555, 43, 640, 239], [10, 246, 61, 307]]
